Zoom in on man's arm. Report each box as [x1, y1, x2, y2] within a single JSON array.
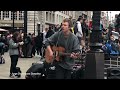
[[70, 36, 81, 59], [72, 36, 81, 53], [45, 32, 60, 62]]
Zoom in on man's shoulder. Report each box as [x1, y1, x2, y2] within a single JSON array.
[[55, 30, 62, 35], [70, 32, 78, 39]]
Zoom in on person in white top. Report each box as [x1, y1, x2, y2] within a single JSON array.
[[76, 16, 83, 38], [43, 28, 48, 44], [76, 16, 84, 50]]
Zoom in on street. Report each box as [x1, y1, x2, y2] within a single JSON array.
[[0, 52, 41, 79]]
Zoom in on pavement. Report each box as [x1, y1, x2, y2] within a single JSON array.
[[0, 52, 108, 79], [0, 52, 41, 79]]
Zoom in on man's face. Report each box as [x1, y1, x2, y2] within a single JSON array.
[[61, 22, 70, 32]]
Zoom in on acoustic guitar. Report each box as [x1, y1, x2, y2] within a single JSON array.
[[45, 46, 81, 63]]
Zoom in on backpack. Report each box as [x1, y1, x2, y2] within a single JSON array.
[[25, 62, 46, 79], [73, 23, 78, 35], [71, 64, 85, 79]]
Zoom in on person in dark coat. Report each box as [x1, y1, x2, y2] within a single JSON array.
[[31, 33, 36, 57], [45, 26, 55, 38], [35, 33, 43, 57]]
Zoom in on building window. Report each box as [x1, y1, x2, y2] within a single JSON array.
[[61, 16, 62, 23], [59, 15, 61, 24], [3, 11, 9, 20], [14, 12, 17, 20], [64, 11, 66, 14], [50, 13, 51, 22], [11, 11, 17, 20], [62, 16, 64, 21], [57, 14, 58, 23], [46, 12, 48, 21], [19, 11, 24, 20], [101, 12, 104, 17], [66, 11, 67, 15], [11, 12, 13, 20], [67, 11, 68, 15], [52, 14, 54, 23]]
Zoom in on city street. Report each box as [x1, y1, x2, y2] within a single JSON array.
[[0, 52, 41, 79]]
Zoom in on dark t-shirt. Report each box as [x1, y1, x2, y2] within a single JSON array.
[[45, 31, 80, 70]]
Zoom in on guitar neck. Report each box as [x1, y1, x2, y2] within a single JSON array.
[[59, 52, 71, 56], [59, 52, 85, 57]]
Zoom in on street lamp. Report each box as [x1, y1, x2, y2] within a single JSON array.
[[90, 11, 103, 52], [24, 11, 27, 34], [84, 11, 104, 79], [23, 11, 27, 58]]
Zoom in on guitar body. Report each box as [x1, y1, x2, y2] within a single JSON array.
[[45, 46, 82, 63], [45, 46, 65, 63]]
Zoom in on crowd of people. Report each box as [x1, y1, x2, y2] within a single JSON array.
[[0, 16, 91, 78], [1, 14, 120, 79], [0, 25, 60, 78]]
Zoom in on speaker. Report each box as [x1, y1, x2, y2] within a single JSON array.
[[107, 67, 120, 79]]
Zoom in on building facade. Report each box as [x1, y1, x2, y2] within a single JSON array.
[[0, 11, 24, 32], [0, 11, 93, 35], [27, 11, 78, 35]]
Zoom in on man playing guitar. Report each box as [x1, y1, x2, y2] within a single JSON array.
[[45, 18, 81, 79]]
